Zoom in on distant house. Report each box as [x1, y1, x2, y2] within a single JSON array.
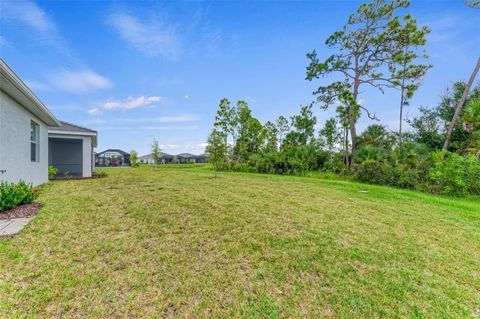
[[0, 59, 60, 185], [194, 153, 209, 163], [177, 153, 209, 163], [0, 59, 97, 184], [138, 152, 208, 164], [95, 149, 130, 167], [176, 153, 195, 163], [139, 152, 174, 164], [48, 122, 97, 178]]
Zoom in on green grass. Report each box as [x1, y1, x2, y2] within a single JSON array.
[[1, 165, 479, 318]]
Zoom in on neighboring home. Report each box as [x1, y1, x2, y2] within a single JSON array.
[[177, 153, 209, 163], [0, 59, 60, 186], [0, 59, 97, 185], [95, 149, 130, 167], [139, 152, 174, 164], [48, 122, 98, 178], [177, 153, 196, 164], [139, 152, 208, 164], [194, 153, 209, 163]]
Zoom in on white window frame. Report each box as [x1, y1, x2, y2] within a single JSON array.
[[31, 120, 40, 162]]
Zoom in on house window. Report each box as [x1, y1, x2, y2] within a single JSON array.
[[31, 121, 39, 162]]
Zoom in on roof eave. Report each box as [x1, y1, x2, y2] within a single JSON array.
[[48, 130, 98, 148], [0, 59, 60, 127]]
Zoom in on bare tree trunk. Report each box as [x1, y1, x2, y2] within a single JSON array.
[[350, 79, 360, 166], [399, 84, 405, 145], [349, 118, 356, 164], [443, 56, 480, 150], [278, 132, 283, 152], [344, 127, 350, 167], [399, 46, 408, 145]]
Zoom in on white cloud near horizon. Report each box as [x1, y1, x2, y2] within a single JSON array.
[[49, 69, 113, 93], [106, 12, 178, 58]]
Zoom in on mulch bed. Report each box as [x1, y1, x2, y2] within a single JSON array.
[[0, 202, 42, 220]]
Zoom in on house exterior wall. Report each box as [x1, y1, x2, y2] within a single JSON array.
[[48, 134, 93, 178], [83, 136, 93, 177], [0, 90, 49, 186]]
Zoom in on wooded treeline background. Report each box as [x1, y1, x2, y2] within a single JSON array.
[[206, 0, 480, 196]]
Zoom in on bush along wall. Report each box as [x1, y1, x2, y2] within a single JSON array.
[[0, 181, 40, 213]]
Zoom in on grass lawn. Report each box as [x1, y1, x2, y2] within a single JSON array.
[[1, 165, 479, 318]]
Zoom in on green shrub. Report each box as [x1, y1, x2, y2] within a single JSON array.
[[428, 150, 480, 195], [392, 165, 418, 189], [355, 160, 391, 185], [282, 144, 326, 175], [323, 153, 349, 174], [355, 145, 390, 164], [250, 151, 281, 174], [232, 163, 255, 173], [94, 169, 108, 178], [48, 165, 58, 180], [0, 181, 40, 212]]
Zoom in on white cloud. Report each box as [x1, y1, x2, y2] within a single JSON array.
[[87, 107, 103, 115], [24, 80, 50, 91], [184, 95, 190, 99], [160, 144, 181, 150], [3, 1, 55, 33], [1, 0, 74, 55], [83, 114, 201, 123], [49, 69, 113, 93], [102, 96, 162, 110], [0, 36, 11, 47], [85, 123, 199, 131], [106, 13, 178, 58], [47, 104, 84, 111]]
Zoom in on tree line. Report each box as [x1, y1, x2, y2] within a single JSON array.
[[206, 0, 480, 196]]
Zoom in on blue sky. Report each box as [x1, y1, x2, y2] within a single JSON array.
[[1, 0, 478, 155]]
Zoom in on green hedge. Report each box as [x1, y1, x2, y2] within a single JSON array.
[[0, 181, 40, 213], [355, 151, 480, 196]]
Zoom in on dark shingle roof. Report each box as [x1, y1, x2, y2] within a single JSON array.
[[49, 121, 97, 134], [161, 152, 174, 159], [97, 149, 129, 156], [139, 152, 174, 159], [176, 153, 195, 158]]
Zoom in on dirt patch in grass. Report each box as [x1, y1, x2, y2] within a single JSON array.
[[0, 202, 42, 220]]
